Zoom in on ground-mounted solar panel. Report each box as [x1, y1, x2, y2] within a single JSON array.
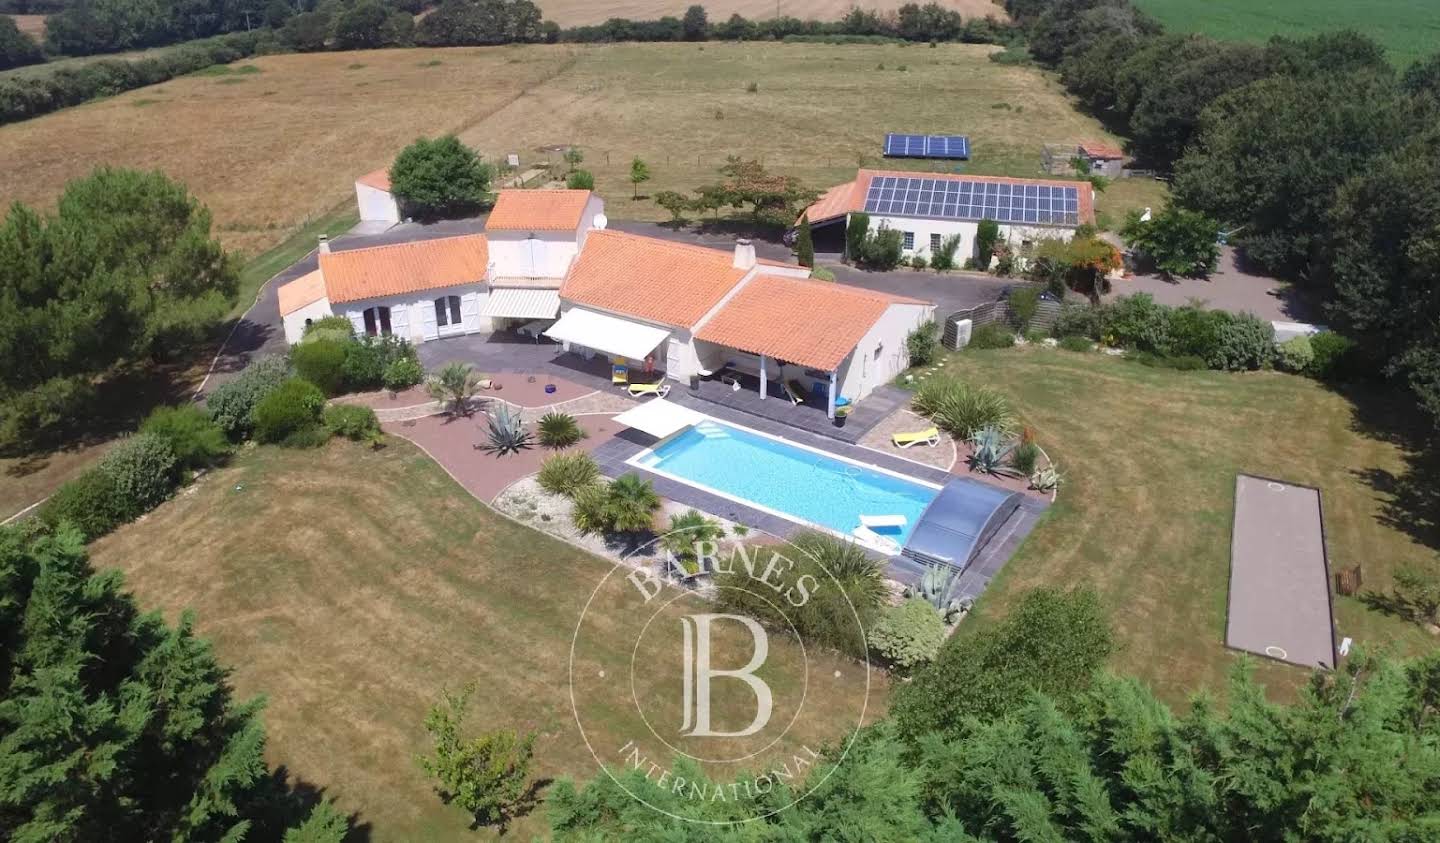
[[883, 133, 971, 160], [861, 176, 1081, 226]]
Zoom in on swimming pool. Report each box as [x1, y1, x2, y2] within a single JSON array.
[[629, 420, 939, 546]]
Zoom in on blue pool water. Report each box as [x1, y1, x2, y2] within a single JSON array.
[[633, 421, 938, 543]]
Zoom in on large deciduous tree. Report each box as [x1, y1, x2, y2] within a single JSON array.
[[415, 0, 547, 47], [0, 14, 42, 70], [0, 168, 237, 448], [1326, 125, 1440, 418], [388, 135, 493, 220], [1121, 205, 1221, 278], [1173, 70, 1413, 277]]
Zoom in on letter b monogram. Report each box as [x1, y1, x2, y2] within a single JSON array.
[[678, 614, 773, 738]]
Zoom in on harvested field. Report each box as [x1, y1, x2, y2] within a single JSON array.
[[0, 41, 1135, 258], [7, 13, 43, 40], [539, 0, 1007, 26], [0, 47, 577, 256]]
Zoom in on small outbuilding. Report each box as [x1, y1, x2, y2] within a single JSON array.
[[354, 168, 400, 225]]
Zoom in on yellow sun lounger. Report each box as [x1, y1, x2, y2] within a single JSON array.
[[892, 427, 941, 448], [784, 380, 808, 406], [628, 382, 671, 398]]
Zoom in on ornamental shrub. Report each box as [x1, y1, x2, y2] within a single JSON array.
[[1051, 302, 1102, 339], [140, 405, 230, 472], [538, 412, 585, 448], [252, 378, 326, 445], [1058, 335, 1092, 352], [566, 169, 594, 190], [913, 376, 1013, 438], [323, 404, 381, 444], [341, 334, 417, 392], [383, 357, 424, 391], [207, 355, 291, 439], [1165, 305, 1227, 360], [290, 337, 349, 395], [40, 468, 129, 541], [968, 322, 1015, 349], [98, 433, 179, 519], [906, 321, 939, 367], [1102, 294, 1170, 351], [1277, 335, 1316, 373], [1211, 313, 1274, 371], [539, 452, 601, 497], [1308, 331, 1358, 379], [868, 599, 946, 670], [1007, 285, 1040, 328]]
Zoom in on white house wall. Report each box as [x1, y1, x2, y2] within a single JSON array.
[[355, 183, 400, 224], [281, 296, 334, 345], [488, 230, 580, 279], [862, 214, 1078, 261], [576, 195, 606, 250], [837, 302, 934, 401], [338, 284, 491, 344]]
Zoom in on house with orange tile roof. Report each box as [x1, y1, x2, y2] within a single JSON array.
[[800, 168, 1096, 269], [546, 229, 933, 416], [276, 188, 606, 344]]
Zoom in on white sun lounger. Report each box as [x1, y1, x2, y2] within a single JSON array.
[[860, 514, 907, 529], [852, 525, 902, 555]]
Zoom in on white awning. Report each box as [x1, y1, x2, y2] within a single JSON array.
[[545, 307, 671, 361], [481, 288, 561, 319], [613, 398, 706, 439]]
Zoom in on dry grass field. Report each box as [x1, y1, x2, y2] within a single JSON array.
[[88, 439, 885, 841], [538, 0, 1007, 26], [0, 47, 577, 256], [939, 348, 1440, 706], [0, 41, 1136, 259]]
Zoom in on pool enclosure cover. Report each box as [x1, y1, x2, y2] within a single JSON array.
[[903, 478, 1022, 570]]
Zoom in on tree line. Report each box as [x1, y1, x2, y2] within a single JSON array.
[[1008, 0, 1440, 424]]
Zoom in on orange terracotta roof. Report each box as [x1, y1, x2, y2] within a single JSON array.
[[696, 275, 929, 371], [486, 189, 592, 231], [1079, 142, 1125, 160], [801, 168, 1095, 226], [277, 269, 326, 316], [356, 168, 391, 191], [319, 235, 489, 305], [799, 180, 859, 225], [560, 230, 751, 328]]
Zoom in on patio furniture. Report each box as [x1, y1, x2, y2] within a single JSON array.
[[784, 380, 808, 406], [861, 514, 908, 529], [852, 525, 903, 555], [612, 364, 628, 385], [892, 427, 941, 448], [628, 382, 671, 398]]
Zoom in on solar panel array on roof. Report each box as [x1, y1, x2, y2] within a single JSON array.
[[863, 175, 1081, 226], [884, 133, 970, 160]]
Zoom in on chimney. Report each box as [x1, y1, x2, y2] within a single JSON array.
[[318, 235, 331, 254], [732, 238, 756, 270]]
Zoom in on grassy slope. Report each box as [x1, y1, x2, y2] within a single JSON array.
[[937, 347, 1438, 705], [88, 439, 883, 841], [1134, 0, 1440, 66]]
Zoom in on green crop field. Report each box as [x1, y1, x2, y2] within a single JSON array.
[[1134, 0, 1440, 66]]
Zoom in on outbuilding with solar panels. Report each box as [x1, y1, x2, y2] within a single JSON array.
[[798, 168, 1096, 266]]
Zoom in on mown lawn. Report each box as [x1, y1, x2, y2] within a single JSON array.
[[937, 346, 1439, 705], [88, 439, 883, 841]]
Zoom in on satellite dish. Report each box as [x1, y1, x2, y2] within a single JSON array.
[[592, 213, 608, 230]]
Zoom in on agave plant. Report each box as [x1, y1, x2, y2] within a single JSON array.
[[477, 404, 533, 456], [1030, 463, 1063, 492], [903, 563, 964, 623], [967, 425, 1022, 477]]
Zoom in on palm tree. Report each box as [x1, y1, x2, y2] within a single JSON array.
[[426, 362, 482, 416], [605, 473, 660, 535], [788, 531, 888, 611], [661, 509, 725, 574]]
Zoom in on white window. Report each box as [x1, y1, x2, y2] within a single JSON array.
[[434, 295, 462, 328], [902, 231, 915, 250], [930, 233, 942, 253]]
